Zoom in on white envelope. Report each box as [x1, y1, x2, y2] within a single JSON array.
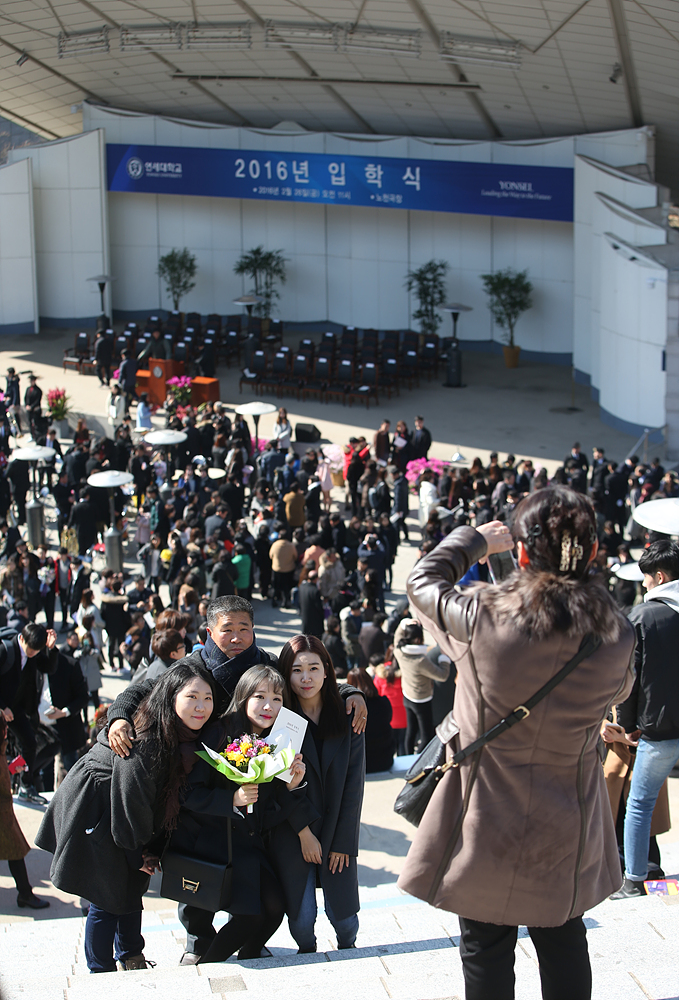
[[269, 707, 308, 782]]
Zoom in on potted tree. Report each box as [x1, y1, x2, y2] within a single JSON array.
[[157, 248, 197, 312], [234, 246, 287, 320], [405, 260, 449, 337], [480, 268, 533, 368]]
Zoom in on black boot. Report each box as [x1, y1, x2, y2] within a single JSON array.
[[610, 877, 646, 899]]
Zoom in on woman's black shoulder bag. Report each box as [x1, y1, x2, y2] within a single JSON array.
[[394, 634, 601, 827], [160, 819, 232, 913]]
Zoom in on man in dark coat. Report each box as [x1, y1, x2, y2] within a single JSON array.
[[298, 572, 325, 638], [589, 447, 608, 501], [64, 444, 88, 489], [68, 489, 98, 555], [68, 558, 90, 622], [100, 585, 131, 671], [0, 519, 21, 559], [358, 611, 388, 664], [219, 475, 245, 525], [564, 442, 589, 473], [204, 504, 231, 542], [119, 349, 138, 412], [105, 594, 367, 964], [94, 331, 113, 386], [7, 457, 29, 524], [0, 623, 59, 803], [410, 415, 432, 460], [45, 646, 89, 771]]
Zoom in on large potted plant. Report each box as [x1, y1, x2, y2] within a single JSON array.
[[480, 268, 533, 368], [234, 246, 287, 319], [46, 387, 71, 437], [157, 248, 197, 311], [405, 260, 449, 337]]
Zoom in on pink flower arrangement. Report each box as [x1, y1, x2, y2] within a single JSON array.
[[405, 457, 448, 491], [166, 375, 193, 405]]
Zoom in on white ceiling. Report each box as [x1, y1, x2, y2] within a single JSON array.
[[1, 0, 679, 193]]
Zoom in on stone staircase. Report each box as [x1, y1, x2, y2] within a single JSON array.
[[3, 854, 679, 1000]]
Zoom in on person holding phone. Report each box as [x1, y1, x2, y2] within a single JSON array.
[[273, 635, 365, 954], [393, 619, 450, 755], [398, 489, 636, 1000]]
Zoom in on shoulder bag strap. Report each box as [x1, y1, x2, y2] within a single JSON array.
[[450, 633, 602, 768]]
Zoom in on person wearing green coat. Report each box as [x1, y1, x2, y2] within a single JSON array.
[[231, 544, 252, 600]]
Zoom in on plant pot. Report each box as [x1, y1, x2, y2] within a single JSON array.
[[502, 345, 521, 369], [330, 471, 345, 488], [55, 418, 70, 438]]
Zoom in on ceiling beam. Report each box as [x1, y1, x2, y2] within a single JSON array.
[[405, 0, 501, 138], [230, 0, 375, 132], [172, 73, 481, 90], [0, 102, 59, 138], [0, 31, 108, 104], [530, 1, 591, 54], [605, 0, 644, 127]]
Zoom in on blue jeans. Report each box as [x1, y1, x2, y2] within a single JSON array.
[[288, 865, 358, 952], [84, 903, 144, 973], [624, 737, 679, 880]]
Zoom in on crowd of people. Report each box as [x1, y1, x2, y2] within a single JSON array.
[[0, 363, 677, 997]]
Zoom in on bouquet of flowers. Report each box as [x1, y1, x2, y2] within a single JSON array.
[[197, 735, 295, 813]]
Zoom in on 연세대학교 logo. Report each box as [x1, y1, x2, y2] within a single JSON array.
[[126, 157, 144, 180]]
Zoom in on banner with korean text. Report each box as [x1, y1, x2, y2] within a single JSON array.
[[106, 143, 573, 222]]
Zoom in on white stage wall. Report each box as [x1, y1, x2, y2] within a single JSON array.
[[88, 104, 653, 364], [0, 159, 38, 335], [9, 130, 110, 327]]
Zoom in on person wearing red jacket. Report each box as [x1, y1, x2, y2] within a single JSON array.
[[374, 659, 407, 756]]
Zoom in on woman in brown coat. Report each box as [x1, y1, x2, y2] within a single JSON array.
[[398, 486, 635, 1000], [0, 715, 49, 909]]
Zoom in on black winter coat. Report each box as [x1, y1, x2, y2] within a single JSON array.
[[617, 585, 679, 740], [100, 594, 131, 639], [169, 719, 317, 916], [298, 581, 325, 636], [48, 652, 89, 753], [270, 711, 365, 922], [35, 732, 165, 913]]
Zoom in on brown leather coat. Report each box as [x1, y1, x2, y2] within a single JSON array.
[[397, 526, 635, 927]]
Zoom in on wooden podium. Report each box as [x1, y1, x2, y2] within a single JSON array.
[[137, 358, 184, 406]]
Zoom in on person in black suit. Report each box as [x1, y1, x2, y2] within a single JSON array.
[[64, 444, 88, 489], [589, 447, 608, 501], [24, 375, 42, 436], [410, 415, 432, 461], [94, 331, 113, 387], [564, 442, 588, 473], [0, 520, 21, 560], [604, 462, 628, 533], [0, 623, 59, 804]]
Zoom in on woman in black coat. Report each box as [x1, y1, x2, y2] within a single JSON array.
[[171, 664, 311, 964], [36, 662, 217, 974], [273, 634, 365, 953]]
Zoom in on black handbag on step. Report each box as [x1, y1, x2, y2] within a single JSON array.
[[160, 819, 232, 912], [394, 634, 601, 827]]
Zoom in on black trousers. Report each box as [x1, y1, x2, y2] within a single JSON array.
[[458, 915, 591, 1000], [199, 868, 285, 964], [403, 696, 435, 755]]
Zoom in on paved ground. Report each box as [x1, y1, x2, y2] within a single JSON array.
[[0, 328, 677, 998]]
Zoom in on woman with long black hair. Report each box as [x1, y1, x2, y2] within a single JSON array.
[[36, 662, 216, 974], [273, 634, 365, 953]]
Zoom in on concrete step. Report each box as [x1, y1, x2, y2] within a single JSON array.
[[2, 852, 679, 1000]]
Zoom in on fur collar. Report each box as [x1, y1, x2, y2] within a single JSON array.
[[472, 569, 627, 643]]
